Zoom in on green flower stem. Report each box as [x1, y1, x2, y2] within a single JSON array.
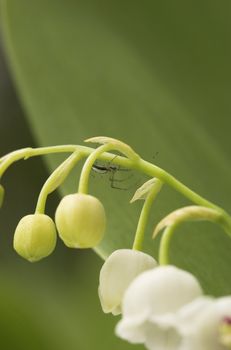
[[0, 184, 4, 208], [78, 139, 140, 194], [158, 206, 231, 265], [0, 144, 231, 232], [159, 225, 177, 265], [35, 151, 83, 214], [0, 145, 131, 178], [78, 144, 112, 194], [0, 148, 33, 177], [138, 159, 221, 211], [140, 158, 231, 234], [132, 179, 163, 251], [0, 146, 225, 214], [0, 146, 77, 178]]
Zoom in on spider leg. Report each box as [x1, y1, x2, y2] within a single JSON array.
[[108, 170, 134, 190], [110, 173, 133, 183], [116, 167, 131, 172], [108, 170, 124, 190]]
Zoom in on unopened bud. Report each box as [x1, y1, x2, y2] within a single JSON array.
[[13, 214, 57, 262], [55, 193, 106, 248]]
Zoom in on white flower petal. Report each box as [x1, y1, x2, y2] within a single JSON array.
[[99, 249, 157, 315], [177, 296, 214, 332], [180, 296, 231, 350], [145, 322, 183, 350], [116, 311, 150, 343], [116, 309, 183, 349], [116, 265, 203, 346], [122, 266, 203, 317]]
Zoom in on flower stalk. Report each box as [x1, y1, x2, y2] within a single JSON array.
[[0, 142, 227, 217], [78, 137, 140, 194], [154, 206, 231, 265], [0, 136, 231, 267], [35, 151, 83, 214], [132, 178, 163, 251]]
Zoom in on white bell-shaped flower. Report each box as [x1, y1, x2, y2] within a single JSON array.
[[116, 265, 203, 349], [178, 296, 231, 350], [145, 296, 213, 350], [98, 249, 157, 316], [145, 296, 214, 350]]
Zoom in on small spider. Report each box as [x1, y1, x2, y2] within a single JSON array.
[[92, 157, 132, 190]]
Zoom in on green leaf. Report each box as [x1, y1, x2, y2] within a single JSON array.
[[1, 0, 231, 298], [0, 30, 140, 350]]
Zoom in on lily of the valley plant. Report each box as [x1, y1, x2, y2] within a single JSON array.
[[1, 136, 231, 350]]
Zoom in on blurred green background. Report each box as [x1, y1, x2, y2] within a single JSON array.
[[0, 26, 133, 350], [0, 1, 231, 349]]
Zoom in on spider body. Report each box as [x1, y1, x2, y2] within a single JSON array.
[[92, 161, 131, 190]]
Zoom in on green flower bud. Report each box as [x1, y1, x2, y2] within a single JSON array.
[[55, 193, 106, 248], [0, 184, 5, 208], [13, 214, 57, 262]]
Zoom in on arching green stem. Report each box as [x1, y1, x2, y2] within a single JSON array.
[[157, 206, 231, 265], [78, 139, 140, 194], [0, 148, 33, 177], [159, 225, 178, 265], [0, 145, 229, 215], [1, 143, 231, 234], [35, 151, 83, 214], [137, 159, 222, 211], [132, 179, 163, 251], [78, 144, 112, 194], [0, 184, 4, 208], [0, 146, 78, 178]]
